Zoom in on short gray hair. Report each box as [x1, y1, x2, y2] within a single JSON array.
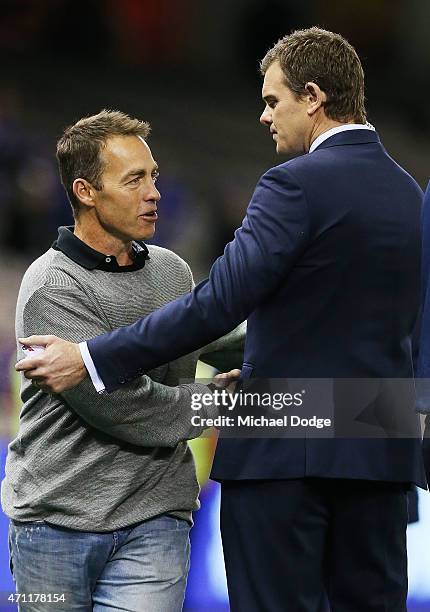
[[56, 109, 151, 215]]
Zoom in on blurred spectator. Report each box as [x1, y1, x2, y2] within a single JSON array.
[[237, 0, 315, 81], [108, 0, 193, 65], [0, 88, 70, 257], [40, 0, 114, 61]]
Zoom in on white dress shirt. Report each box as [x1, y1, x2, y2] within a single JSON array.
[[309, 122, 375, 153]]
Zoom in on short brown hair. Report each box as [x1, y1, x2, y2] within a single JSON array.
[[260, 27, 366, 124], [56, 109, 150, 215]]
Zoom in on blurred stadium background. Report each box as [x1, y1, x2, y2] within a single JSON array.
[[1, 1, 430, 610]]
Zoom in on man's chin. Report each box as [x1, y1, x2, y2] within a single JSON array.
[[136, 228, 156, 242], [276, 142, 301, 159], [275, 141, 288, 155]]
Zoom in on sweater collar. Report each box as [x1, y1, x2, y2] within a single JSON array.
[[52, 226, 150, 272]]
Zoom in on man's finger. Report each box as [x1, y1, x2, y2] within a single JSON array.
[[23, 369, 43, 381], [23, 370, 52, 392], [214, 369, 242, 381], [15, 357, 44, 372], [228, 369, 242, 379], [18, 335, 55, 346]]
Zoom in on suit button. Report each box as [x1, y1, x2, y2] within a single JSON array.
[[119, 376, 126, 384]]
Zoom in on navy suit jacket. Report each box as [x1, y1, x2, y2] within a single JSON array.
[[88, 130, 426, 487], [417, 182, 430, 484], [417, 182, 430, 401]]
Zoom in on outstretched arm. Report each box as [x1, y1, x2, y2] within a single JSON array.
[[17, 285, 217, 447], [17, 166, 309, 392]]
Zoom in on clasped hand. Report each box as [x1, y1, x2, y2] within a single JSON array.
[[15, 335, 242, 395]]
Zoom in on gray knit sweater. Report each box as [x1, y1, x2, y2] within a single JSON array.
[[1, 237, 244, 531]]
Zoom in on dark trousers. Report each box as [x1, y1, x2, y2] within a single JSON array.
[[220, 478, 408, 612]]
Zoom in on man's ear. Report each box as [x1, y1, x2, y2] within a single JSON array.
[[304, 82, 327, 116], [72, 178, 97, 208]]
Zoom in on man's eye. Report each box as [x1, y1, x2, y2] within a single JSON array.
[[128, 177, 140, 185], [152, 172, 159, 183]]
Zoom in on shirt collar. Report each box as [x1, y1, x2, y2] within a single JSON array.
[[52, 226, 150, 272], [309, 123, 376, 154]]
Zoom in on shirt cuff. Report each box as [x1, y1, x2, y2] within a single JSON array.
[[79, 341, 106, 394]]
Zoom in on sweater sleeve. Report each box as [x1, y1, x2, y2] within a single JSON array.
[[22, 285, 215, 447], [199, 322, 246, 372]]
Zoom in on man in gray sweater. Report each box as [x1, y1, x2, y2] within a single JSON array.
[[2, 110, 243, 612]]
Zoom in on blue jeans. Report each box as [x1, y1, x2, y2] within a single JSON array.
[[8, 515, 190, 612]]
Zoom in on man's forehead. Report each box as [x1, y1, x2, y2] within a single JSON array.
[[262, 61, 285, 95], [101, 135, 157, 177], [104, 135, 154, 161]]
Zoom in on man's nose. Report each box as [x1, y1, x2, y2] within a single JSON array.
[[260, 107, 272, 126], [145, 183, 161, 202]]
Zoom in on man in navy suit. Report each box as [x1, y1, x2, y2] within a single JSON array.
[[417, 182, 430, 487], [19, 28, 425, 611]]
